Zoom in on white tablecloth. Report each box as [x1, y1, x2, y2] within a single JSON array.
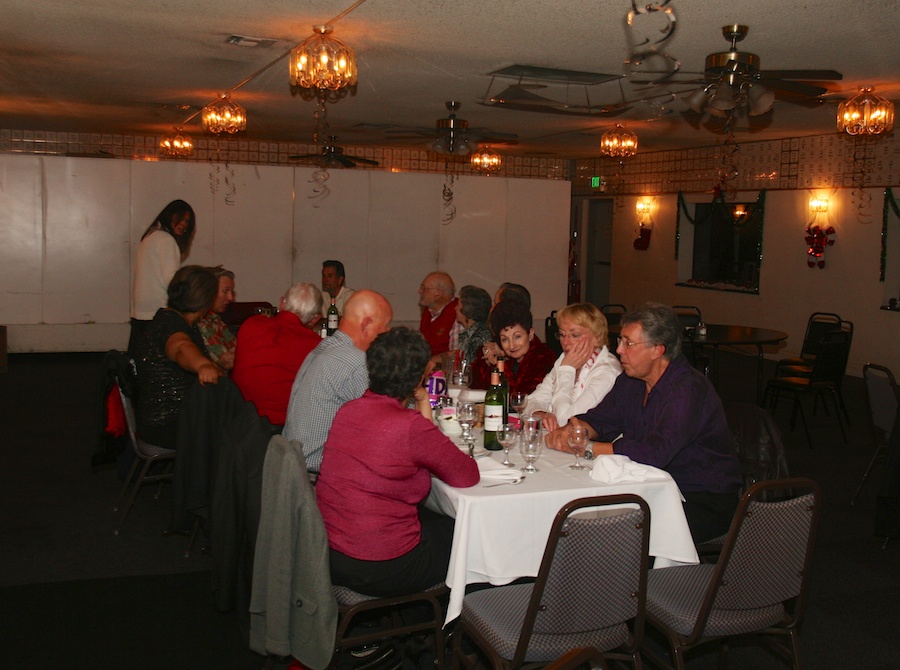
[[426, 446, 699, 624]]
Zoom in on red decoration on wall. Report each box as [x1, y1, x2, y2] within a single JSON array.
[[633, 226, 652, 250], [805, 224, 835, 268]]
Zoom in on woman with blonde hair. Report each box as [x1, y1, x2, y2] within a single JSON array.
[[522, 302, 622, 432]]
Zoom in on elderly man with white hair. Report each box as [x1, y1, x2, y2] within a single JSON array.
[[231, 282, 324, 427]]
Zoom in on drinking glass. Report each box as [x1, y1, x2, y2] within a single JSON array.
[[510, 391, 528, 417], [496, 423, 518, 468], [519, 429, 543, 474], [457, 401, 477, 455], [567, 424, 588, 470]]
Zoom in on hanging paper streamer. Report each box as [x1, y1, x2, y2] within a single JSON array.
[[625, 1, 680, 82], [309, 167, 331, 207], [442, 161, 457, 224]]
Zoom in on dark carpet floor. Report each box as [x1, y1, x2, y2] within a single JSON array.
[[1, 351, 898, 669]]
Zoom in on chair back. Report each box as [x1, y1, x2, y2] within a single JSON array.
[[672, 305, 702, 330], [108, 351, 141, 453], [546, 310, 563, 357], [800, 312, 842, 357], [692, 479, 820, 638], [515, 495, 650, 664], [808, 330, 851, 386], [599, 304, 627, 327], [864, 364, 900, 439], [725, 403, 790, 499]]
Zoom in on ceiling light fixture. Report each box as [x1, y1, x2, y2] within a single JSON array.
[[837, 87, 895, 136], [159, 127, 194, 157], [471, 146, 502, 173], [600, 124, 638, 158], [290, 25, 358, 97], [202, 94, 247, 134]]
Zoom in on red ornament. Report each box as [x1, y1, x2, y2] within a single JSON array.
[[804, 224, 835, 269]]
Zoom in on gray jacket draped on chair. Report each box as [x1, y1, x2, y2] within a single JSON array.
[[250, 435, 337, 669]]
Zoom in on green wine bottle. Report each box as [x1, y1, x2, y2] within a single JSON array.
[[326, 296, 339, 336], [483, 370, 504, 450], [496, 358, 510, 420]]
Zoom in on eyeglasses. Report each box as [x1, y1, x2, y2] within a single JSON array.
[[616, 336, 652, 349], [555, 331, 586, 341]]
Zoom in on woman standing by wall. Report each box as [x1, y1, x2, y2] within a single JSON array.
[[129, 199, 196, 353]]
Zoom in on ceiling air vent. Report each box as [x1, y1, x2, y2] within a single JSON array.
[[225, 35, 277, 48]]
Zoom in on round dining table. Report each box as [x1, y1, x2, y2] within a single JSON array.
[[686, 324, 788, 403]]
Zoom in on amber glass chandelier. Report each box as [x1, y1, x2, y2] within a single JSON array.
[[600, 124, 638, 158], [290, 25, 358, 93], [471, 146, 502, 173], [202, 94, 247, 135], [837, 87, 895, 136], [159, 127, 194, 157]]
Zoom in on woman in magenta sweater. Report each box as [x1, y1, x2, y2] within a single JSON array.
[[316, 327, 479, 597]]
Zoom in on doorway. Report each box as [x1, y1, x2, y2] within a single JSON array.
[[582, 199, 614, 307]]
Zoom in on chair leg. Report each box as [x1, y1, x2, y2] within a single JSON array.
[[851, 445, 885, 505], [794, 398, 813, 449], [114, 458, 153, 535], [112, 456, 141, 513], [825, 391, 848, 443]]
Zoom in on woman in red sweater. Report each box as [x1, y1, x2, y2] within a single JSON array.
[[470, 300, 556, 397], [316, 327, 479, 597]]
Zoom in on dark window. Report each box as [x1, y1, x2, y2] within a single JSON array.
[[691, 201, 762, 290]]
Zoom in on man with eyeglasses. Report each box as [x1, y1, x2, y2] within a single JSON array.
[[546, 302, 741, 544]]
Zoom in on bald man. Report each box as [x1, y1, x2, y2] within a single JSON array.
[[418, 271, 459, 357], [283, 290, 393, 473]]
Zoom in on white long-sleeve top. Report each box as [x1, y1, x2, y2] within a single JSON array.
[[132, 229, 181, 320], [522, 346, 622, 427]]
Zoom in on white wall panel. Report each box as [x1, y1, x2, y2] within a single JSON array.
[[0, 155, 43, 323], [42, 157, 131, 324]]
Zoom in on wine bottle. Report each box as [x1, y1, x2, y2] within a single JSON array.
[[326, 297, 339, 335], [496, 358, 510, 420], [483, 371, 504, 450]]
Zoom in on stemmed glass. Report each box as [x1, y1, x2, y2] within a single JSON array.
[[519, 429, 543, 474], [567, 424, 588, 470], [457, 401, 477, 457], [510, 391, 528, 418], [496, 423, 518, 468]]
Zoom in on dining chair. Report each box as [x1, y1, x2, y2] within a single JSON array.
[[546, 310, 563, 357], [643, 478, 821, 670], [764, 329, 851, 448], [851, 364, 900, 505], [774, 311, 842, 374], [672, 305, 708, 375], [544, 647, 610, 670], [599, 303, 628, 327], [111, 351, 177, 535], [450, 494, 650, 670]]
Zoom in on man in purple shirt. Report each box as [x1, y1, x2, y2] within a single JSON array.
[[547, 303, 741, 543]]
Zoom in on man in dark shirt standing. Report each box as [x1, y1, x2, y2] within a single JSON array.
[[546, 302, 741, 543]]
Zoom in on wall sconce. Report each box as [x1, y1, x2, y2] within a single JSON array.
[[732, 205, 748, 223], [634, 199, 653, 250], [809, 197, 829, 215]]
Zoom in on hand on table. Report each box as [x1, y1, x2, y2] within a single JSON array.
[[545, 418, 593, 452], [531, 410, 560, 433]]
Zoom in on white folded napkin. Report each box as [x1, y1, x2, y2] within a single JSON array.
[[477, 456, 521, 480], [590, 454, 652, 483]]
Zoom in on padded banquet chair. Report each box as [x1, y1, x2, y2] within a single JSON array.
[[546, 310, 563, 357], [851, 364, 900, 505], [774, 312, 842, 375], [764, 329, 851, 448], [600, 304, 627, 352], [643, 478, 821, 670], [111, 351, 177, 535], [544, 647, 610, 670], [451, 494, 650, 670]]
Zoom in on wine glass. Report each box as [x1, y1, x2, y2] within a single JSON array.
[[496, 423, 518, 468], [567, 424, 588, 470], [519, 429, 543, 474], [457, 401, 477, 456], [510, 391, 528, 418]]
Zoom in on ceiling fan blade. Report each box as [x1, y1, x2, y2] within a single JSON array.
[[761, 78, 829, 97], [350, 156, 379, 166], [759, 69, 843, 81]]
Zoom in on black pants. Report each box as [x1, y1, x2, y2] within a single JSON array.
[[329, 506, 454, 598], [683, 491, 739, 544]]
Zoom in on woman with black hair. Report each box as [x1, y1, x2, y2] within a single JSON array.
[[133, 265, 221, 449], [316, 327, 479, 597], [129, 199, 196, 353]]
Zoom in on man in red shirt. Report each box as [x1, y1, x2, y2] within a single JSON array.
[[231, 282, 323, 427], [418, 271, 459, 358]]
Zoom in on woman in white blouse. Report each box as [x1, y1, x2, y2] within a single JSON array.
[[523, 303, 622, 432]]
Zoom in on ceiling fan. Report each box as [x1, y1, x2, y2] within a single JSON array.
[[289, 136, 378, 169], [383, 101, 518, 155], [633, 24, 843, 117]]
